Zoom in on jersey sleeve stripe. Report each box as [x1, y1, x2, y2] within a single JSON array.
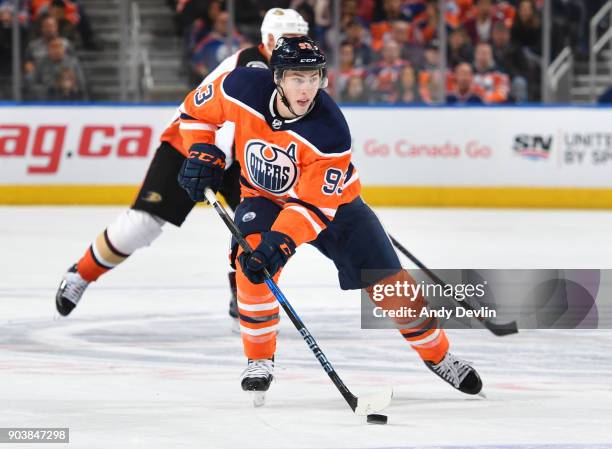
[[179, 122, 218, 131], [180, 112, 198, 121], [319, 207, 337, 218], [284, 205, 323, 235], [285, 197, 331, 226], [343, 171, 360, 189]]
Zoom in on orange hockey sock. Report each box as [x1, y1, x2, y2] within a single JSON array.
[[76, 229, 129, 282], [366, 269, 449, 364], [236, 234, 281, 360]]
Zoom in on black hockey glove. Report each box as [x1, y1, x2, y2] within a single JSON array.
[[238, 231, 296, 284], [178, 143, 226, 202]]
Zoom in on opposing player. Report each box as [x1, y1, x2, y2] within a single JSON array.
[[176, 36, 483, 397], [54, 8, 309, 319]]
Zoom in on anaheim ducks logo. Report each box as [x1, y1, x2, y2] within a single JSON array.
[[245, 140, 297, 195], [141, 191, 162, 203]]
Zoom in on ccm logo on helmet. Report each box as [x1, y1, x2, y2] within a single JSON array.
[[245, 139, 298, 195]]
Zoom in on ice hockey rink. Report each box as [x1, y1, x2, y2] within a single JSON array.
[[1, 205, 612, 449]]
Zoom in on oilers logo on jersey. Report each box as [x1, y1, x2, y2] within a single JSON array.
[[245, 140, 298, 195]]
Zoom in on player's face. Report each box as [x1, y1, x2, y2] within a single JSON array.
[[280, 69, 321, 115]]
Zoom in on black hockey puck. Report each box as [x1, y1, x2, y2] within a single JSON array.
[[366, 414, 387, 424]]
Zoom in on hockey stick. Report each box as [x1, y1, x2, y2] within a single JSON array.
[[388, 235, 518, 336], [205, 188, 392, 416]]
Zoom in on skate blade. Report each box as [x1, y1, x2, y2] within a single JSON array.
[[253, 391, 266, 408], [354, 386, 393, 416], [478, 390, 487, 399]]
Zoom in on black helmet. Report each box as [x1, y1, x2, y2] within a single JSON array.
[[270, 36, 327, 88]]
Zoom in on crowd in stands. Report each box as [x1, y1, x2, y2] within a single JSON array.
[[1, 0, 606, 103], [170, 0, 597, 105], [0, 0, 97, 101]]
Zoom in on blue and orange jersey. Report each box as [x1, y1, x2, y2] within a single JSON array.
[[160, 45, 270, 160], [178, 67, 361, 247]]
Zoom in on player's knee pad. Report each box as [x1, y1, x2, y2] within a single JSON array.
[[106, 209, 165, 255]]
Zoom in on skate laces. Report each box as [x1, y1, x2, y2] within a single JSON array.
[[241, 359, 274, 380], [60, 271, 89, 304], [431, 353, 471, 387]]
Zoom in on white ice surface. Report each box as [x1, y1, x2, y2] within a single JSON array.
[[1, 206, 612, 449]]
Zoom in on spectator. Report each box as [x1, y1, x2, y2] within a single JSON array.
[[344, 19, 372, 67], [26, 36, 86, 100], [0, 4, 11, 76], [47, 0, 77, 42], [340, 0, 362, 30], [31, 0, 98, 49], [463, 0, 503, 44], [472, 41, 510, 103], [490, 21, 528, 102], [292, 0, 316, 41], [410, 0, 439, 45], [31, 0, 77, 23], [366, 39, 408, 103], [187, 0, 223, 52], [328, 41, 366, 97], [372, 0, 411, 23], [396, 65, 423, 104], [341, 74, 370, 104], [447, 62, 485, 104], [390, 19, 425, 68], [1, 4, 26, 76], [0, 2, 27, 99], [25, 15, 74, 70], [447, 26, 473, 68], [191, 11, 245, 80], [511, 0, 541, 54], [179, 0, 218, 34], [370, 0, 411, 51], [47, 67, 87, 101], [418, 41, 445, 103]]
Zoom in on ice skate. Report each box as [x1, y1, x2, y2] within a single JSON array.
[[241, 358, 274, 407], [425, 352, 483, 396], [55, 264, 89, 316]]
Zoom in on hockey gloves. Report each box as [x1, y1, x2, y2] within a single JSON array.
[[178, 143, 226, 202], [239, 231, 296, 284]]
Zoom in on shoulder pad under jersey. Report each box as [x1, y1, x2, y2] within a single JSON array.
[[288, 90, 352, 156], [222, 67, 276, 116]]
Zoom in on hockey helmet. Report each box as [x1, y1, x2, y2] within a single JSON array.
[[260, 8, 308, 46], [270, 36, 328, 88]]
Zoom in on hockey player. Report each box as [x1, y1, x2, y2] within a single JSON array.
[[54, 8, 309, 318], [176, 36, 483, 397]]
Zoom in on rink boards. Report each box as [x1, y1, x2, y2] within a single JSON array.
[[2, 104, 612, 208]]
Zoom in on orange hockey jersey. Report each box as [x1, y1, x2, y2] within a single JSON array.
[[178, 67, 361, 247]]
